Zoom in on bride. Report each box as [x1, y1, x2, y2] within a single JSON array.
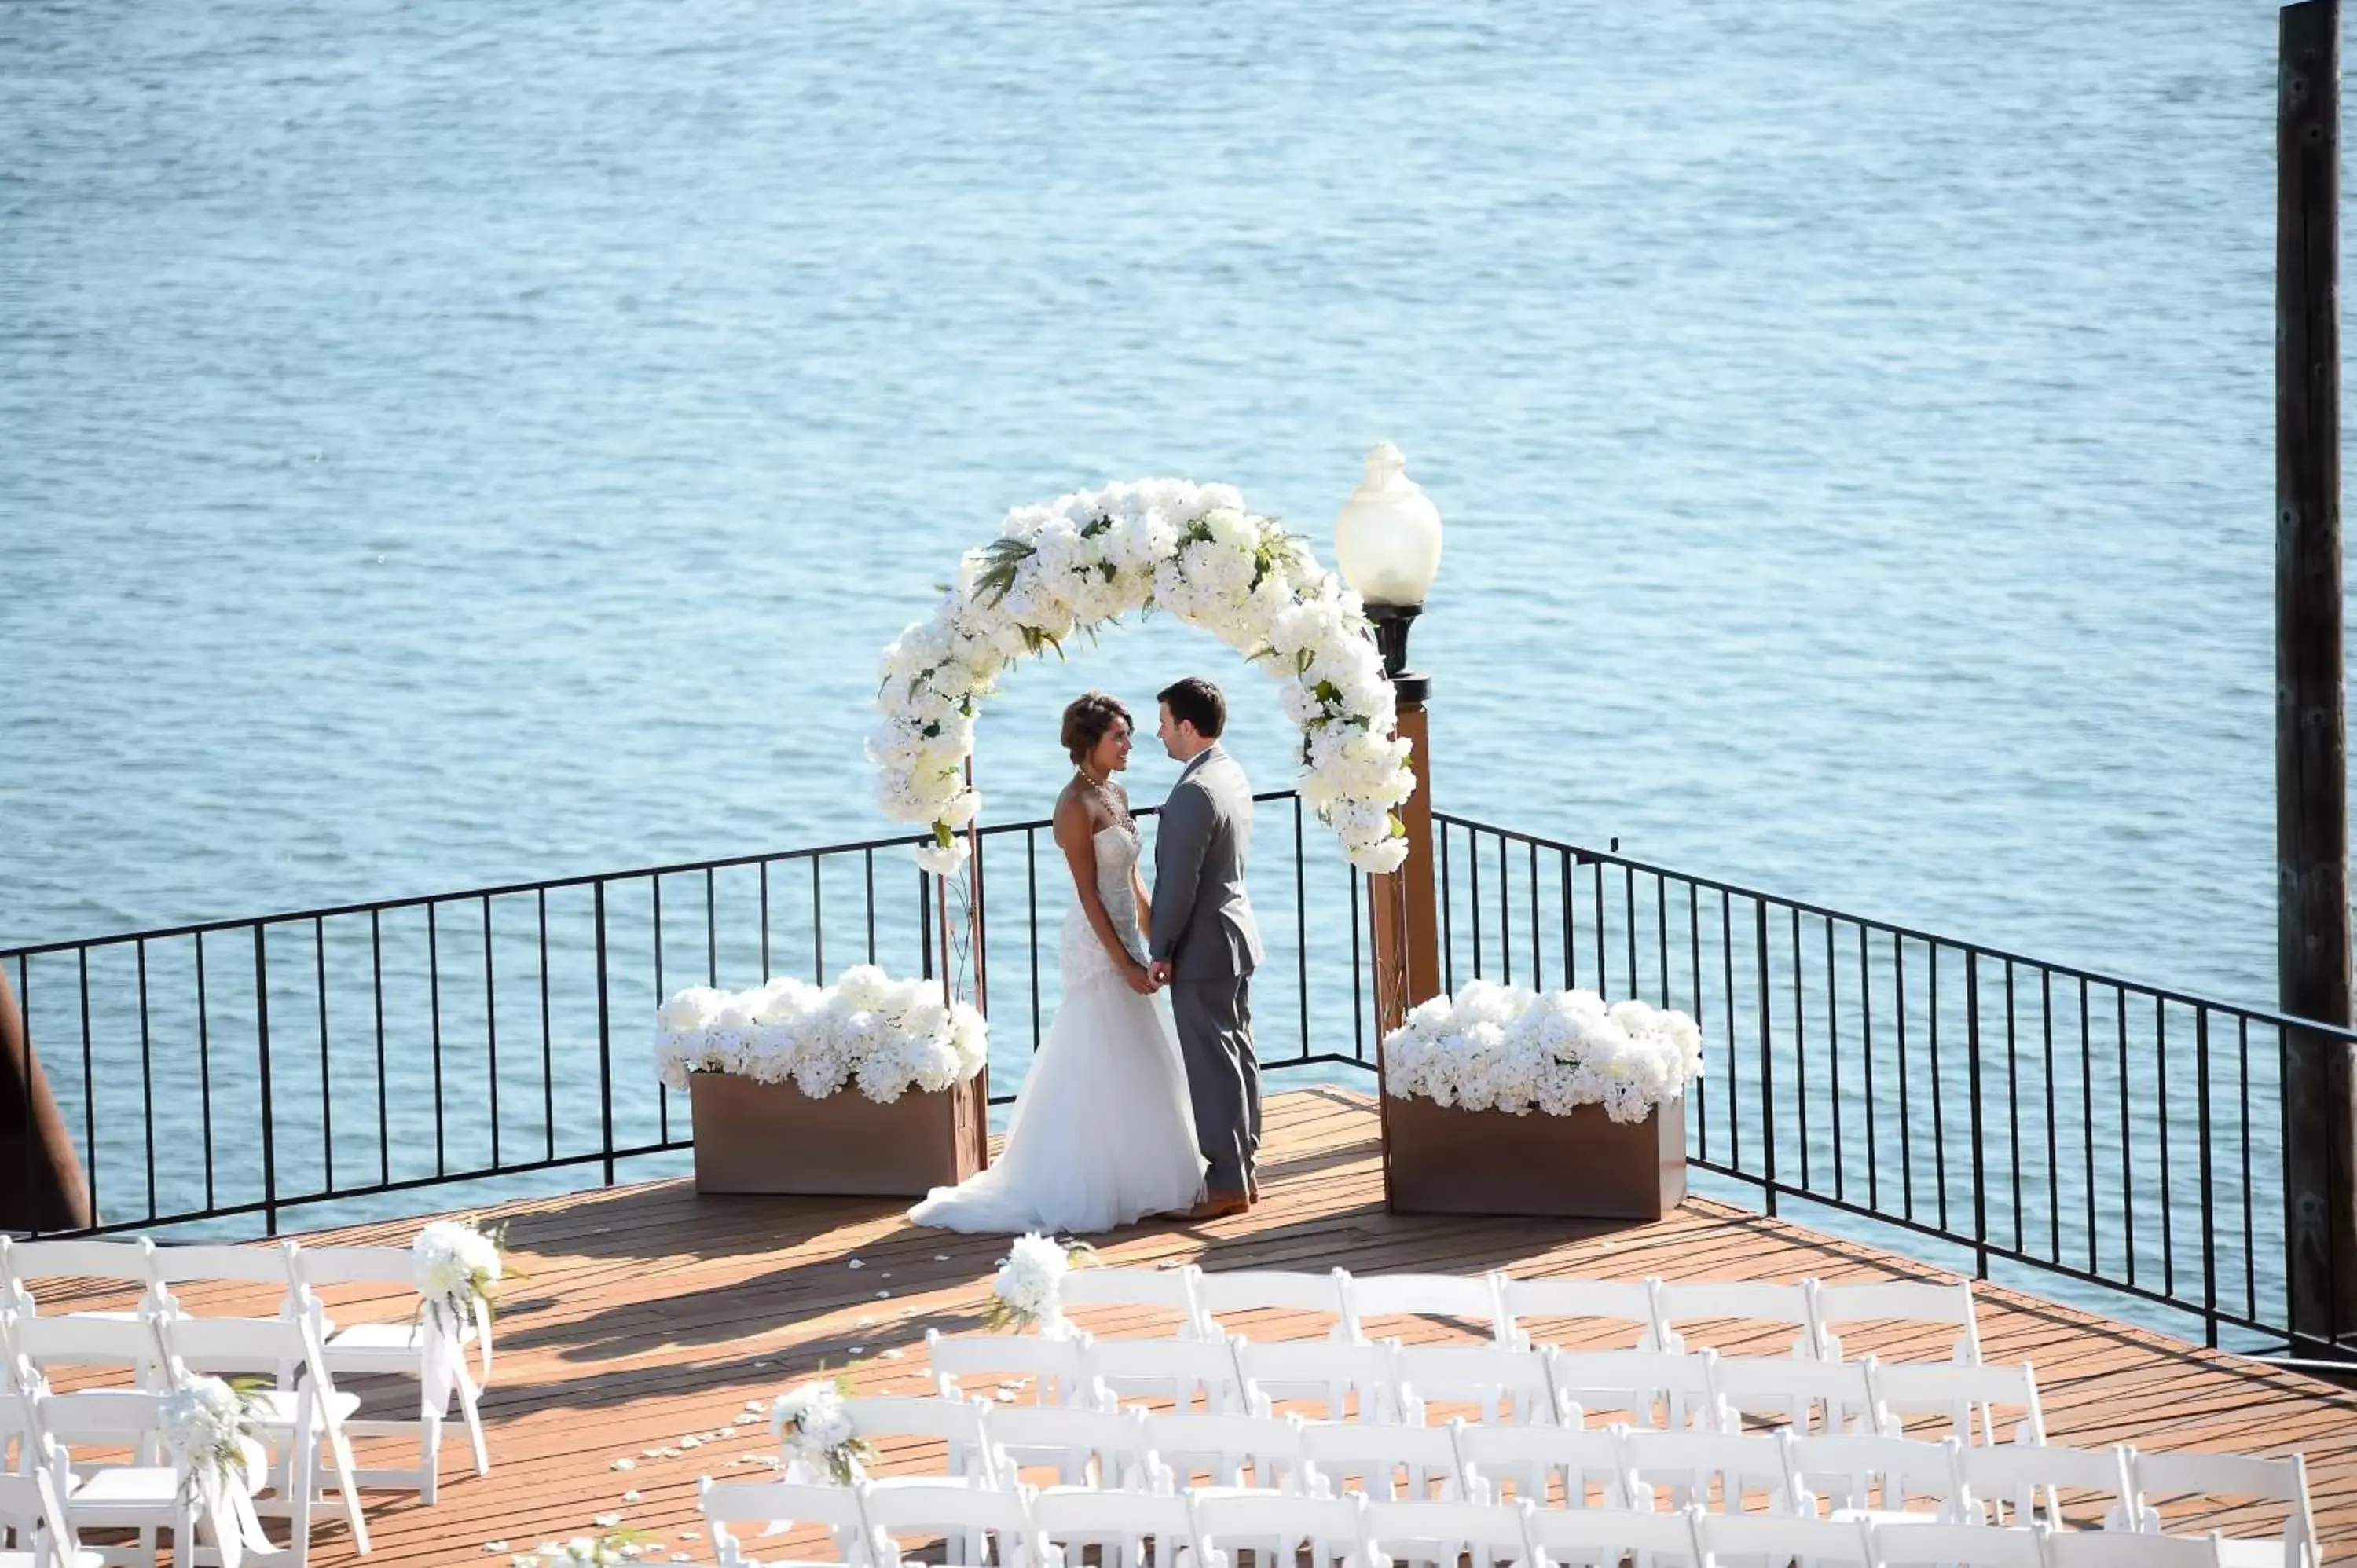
[[907, 692, 1208, 1234]]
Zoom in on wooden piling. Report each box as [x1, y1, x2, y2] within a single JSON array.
[[2277, 0, 2357, 1352], [0, 965, 93, 1233]]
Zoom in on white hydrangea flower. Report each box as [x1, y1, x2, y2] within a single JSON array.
[[655, 970, 986, 1104], [1380, 985, 1704, 1122], [872, 478, 1417, 877]]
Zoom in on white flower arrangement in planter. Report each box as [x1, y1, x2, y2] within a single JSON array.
[[869, 477, 1417, 877], [1381, 979, 1705, 1124], [654, 965, 987, 1105]]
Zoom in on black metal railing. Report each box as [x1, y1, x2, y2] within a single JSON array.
[[1432, 811, 2356, 1362], [3, 790, 1379, 1242], [9, 799, 2351, 1363]]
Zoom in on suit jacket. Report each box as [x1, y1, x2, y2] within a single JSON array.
[[1149, 745, 1265, 980]]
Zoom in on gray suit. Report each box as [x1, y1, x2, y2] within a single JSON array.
[[1150, 745, 1265, 1195]]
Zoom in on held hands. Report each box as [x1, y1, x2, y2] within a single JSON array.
[[1147, 959, 1173, 989], [1123, 958, 1161, 996]]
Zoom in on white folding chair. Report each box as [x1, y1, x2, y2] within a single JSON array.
[[1619, 1429, 1794, 1516], [1454, 1421, 1635, 1511], [698, 1476, 873, 1568], [1707, 1354, 1881, 1436], [1360, 1497, 1533, 1568], [836, 1395, 997, 1486], [1395, 1345, 1568, 1427], [1783, 1432, 1963, 1529], [1144, 1412, 1308, 1493], [0, 1438, 102, 1568], [1864, 1519, 2045, 1566], [1520, 1504, 1699, 1568], [0, 1315, 169, 1391], [21, 1386, 187, 1568], [0, 1244, 160, 1320], [1054, 1267, 1208, 1340], [1030, 1486, 1197, 1568], [1868, 1361, 2044, 1449], [1956, 1440, 2133, 1533], [1497, 1277, 1667, 1353], [859, 1480, 1049, 1568], [1193, 1270, 1355, 1343], [2123, 1448, 2319, 1568], [926, 1330, 1098, 1409], [984, 1404, 1157, 1491], [1345, 1274, 1511, 1343], [1300, 1420, 1464, 1502], [1087, 1335, 1250, 1415], [1234, 1339, 1406, 1423], [1689, 1510, 1872, 1568], [1547, 1350, 1722, 1431], [2041, 1531, 2227, 1567], [1651, 1282, 1820, 1361], [1189, 1489, 1376, 1568], [833, 1400, 997, 1566], [153, 1306, 372, 1561], [291, 1245, 485, 1504], [1810, 1280, 1982, 1365]]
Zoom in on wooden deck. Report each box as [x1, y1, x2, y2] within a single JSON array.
[[27, 1088, 2357, 1562]]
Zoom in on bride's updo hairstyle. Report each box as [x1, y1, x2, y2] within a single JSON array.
[[1062, 691, 1132, 766]]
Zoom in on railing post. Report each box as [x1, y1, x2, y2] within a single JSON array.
[[1757, 899, 1776, 1217], [1966, 949, 1988, 1280], [2198, 1006, 2220, 1346], [595, 880, 614, 1185], [254, 926, 278, 1236]]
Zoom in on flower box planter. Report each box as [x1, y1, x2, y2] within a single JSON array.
[[1382, 1092, 1688, 1220], [687, 1069, 988, 1197]]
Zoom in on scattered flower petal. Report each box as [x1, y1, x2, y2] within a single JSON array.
[[611, 1458, 636, 1471]]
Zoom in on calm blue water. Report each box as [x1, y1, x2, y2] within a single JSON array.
[[0, 0, 2308, 1309]]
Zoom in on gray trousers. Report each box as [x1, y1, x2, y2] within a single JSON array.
[[1170, 974, 1260, 1196]]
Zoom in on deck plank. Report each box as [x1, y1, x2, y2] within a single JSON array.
[[16, 1088, 2356, 1562]]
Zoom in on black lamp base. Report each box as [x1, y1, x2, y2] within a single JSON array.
[[1365, 603, 1432, 704]]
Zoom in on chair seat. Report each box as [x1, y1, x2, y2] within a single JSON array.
[[2215, 1539, 2293, 1568], [64, 1465, 180, 1507], [0, 1549, 108, 1568], [322, 1321, 426, 1354], [247, 1387, 365, 1429], [1830, 1507, 1948, 1528]]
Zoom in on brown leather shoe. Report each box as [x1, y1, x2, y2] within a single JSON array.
[[1177, 1191, 1251, 1222]]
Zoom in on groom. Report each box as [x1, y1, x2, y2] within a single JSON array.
[[1147, 676, 1265, 1220]]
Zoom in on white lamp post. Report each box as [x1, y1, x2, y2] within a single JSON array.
[[1335, 442, 1445, 702], [1336, 445, 1446, 1094]]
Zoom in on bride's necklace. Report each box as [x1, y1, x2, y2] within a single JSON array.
[[1074, 767, 1134, 830]]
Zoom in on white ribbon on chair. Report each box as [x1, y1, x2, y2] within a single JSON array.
[[418, 1299, 486, 1420], [185, 1434, 270, 1568]]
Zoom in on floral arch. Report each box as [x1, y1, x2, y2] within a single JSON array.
[[869, 478, 1416, 877]]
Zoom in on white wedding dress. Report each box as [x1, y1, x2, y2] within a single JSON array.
[[908, 822, 1208, 1234]]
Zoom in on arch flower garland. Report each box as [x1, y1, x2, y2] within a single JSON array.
[[870, 478, 1417, 877]]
